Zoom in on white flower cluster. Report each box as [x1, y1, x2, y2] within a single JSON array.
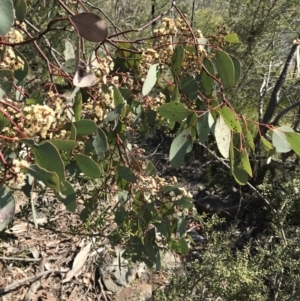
[[0, 48, 24, 71], [22, 104, 55, 138], [8, 159, 29, 189]]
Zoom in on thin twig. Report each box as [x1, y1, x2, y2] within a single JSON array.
[[0, 270, 53, 294]]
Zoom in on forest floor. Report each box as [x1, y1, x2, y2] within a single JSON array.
[[0, 134, 269, 301]]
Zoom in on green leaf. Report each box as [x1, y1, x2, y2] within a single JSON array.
[[197, 112, 210, 143], [215, 50, 235, 88], [13, 49, 29, 84], [171, 85, 179, 102], [233, 165, 248, 185], [169, 129, 193, 168], [0, 185, 15, 232], [214, 115, 231, 159], [178, 237, 189, 254], [26, 90, 43, 105], [49, 140, 78, 152], [272, 126, 293, 153], [113, 85, 124, 106], [154, 218, 170, 239], [285, 132, 300, 156], [171, 45, 185, 75], [177, 217, 187, 238], [117, 165, 137, 183], [245, 126, 255, 152], [0, 0, 14, 36], [0, 112, 10, 132], [261, 136, 274, 150], [240, 149, 252, 177], [75, 154, 101, 179], [201, 57, 215, 96], [73, 90, 82, 121], [157, 102, 191, 122], [219, 106, 242, 133], [54, 180, 76, 212], [93, 127, 108, 160], [113, 85, 126, 117], [230, 56, 241, 85], [104, 103, 123, 122], [21, 139, 65, 182], [15, 0, 27, 23], [0, 69, 13, 99], [26, 164, 60, 193], [174, 197, 194, 209], [73, 119, 97, 136], [224, 33, 241, 44], [142, 63, 159, 96], [180, 76, 198, 101]]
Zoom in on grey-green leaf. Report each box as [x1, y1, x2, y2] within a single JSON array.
[[214, 115, 231, 158], [0, 0, 14, 36], [0, 185, 15, 232], [93, 127, 108, 160], [75, 154, 101, 179], [215, 50, 235, 88], [142, 64, 159, 96], [117, 165, 137, 183], [171, 45, 185, 75], [157, 102, 191, 122], [169, 129, 193, 168], [197, 112, 210, 143]]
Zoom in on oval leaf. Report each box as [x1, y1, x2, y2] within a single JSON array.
[[15, 0, 27, 23], [70, 12, 108, 42], [73, 119, 97, 136], [272, 127, 293, 153], [169, 129, 193, 168], [75, 154, 101, 179], [201, 57, 215, 96], [54, 180, 76, 212], [219, 106, 242, 133], [224, 33, 241, 44], [117, 165, 137, 183], [0, 185, 15, 232], [13, 49, 29, 84], [26, 164, 60, 193], [233, 165, 248, 185], [171, 45, 185, 75], [240, 149, 252, 177], [49, 140, 78, 152], [214, 115, 231, 159], [142, 63, 159, 96], [0, 0, 14, 36], [215, 50, 235, 88], [21, 139, 65, 182], [285, 132, 300, 156], [158, 102, 191, 122], [230, 55, 241, 85], [245, 126, 255, 152], [0, 69, 13, 99], [181, 76, 198, 101], [93, 127, 108, 160], [197, 112, 210, 143]]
